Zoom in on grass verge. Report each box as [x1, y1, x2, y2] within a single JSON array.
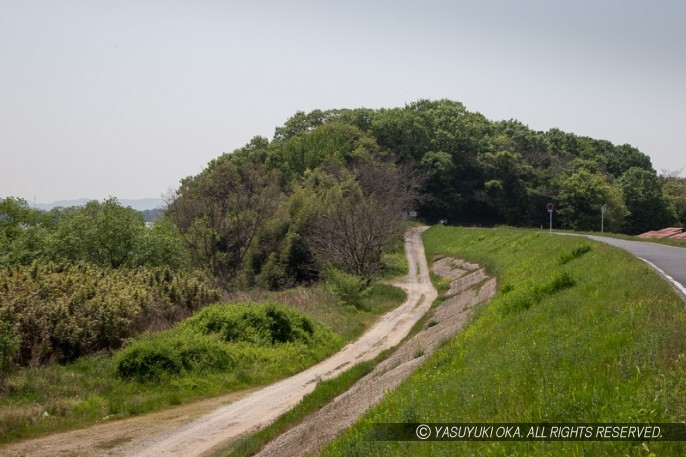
[[320, 225, 686, 456]]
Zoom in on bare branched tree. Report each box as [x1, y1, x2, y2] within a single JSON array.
[[307, 160, 424, 280]]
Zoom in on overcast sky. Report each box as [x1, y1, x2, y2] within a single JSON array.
[[2, 0, 684, 203]]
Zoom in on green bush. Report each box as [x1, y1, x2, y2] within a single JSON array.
[[115, 302, 333, 382], [0, 314, 20, 385], [115, 341, 182, 382], [115, 332, 233, 382], [558, 244, 592, 265], [541, 270, 576, 294], [325, 267, 371, 309], [182, 303, 315, 345], [502, 271, 576, 315]]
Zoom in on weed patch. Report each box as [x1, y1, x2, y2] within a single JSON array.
[[0, 281, 406, 443], [559, 244, 592, 265], [501, 271, 577, 315]]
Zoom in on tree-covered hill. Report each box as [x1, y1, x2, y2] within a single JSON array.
[[165, 98, 681, 288], [181, 100, 678, 226]]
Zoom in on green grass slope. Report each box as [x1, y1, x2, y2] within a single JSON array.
[[321, 226, 686, 456]]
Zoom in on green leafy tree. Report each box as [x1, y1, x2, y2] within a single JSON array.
[[370, 107, 432, 161], [661, 171, 686, 226], [602, 143, 654, 178], [139, 217, 192, 270], [557, 169, 628, 232], [267, 122, 378, 181], [0, 197, 51, 267], [249, 183, 320, 290], [168, 160, 283, 285], [476, 150, 533, 225], [617, 167, 678, 234], [48, 198, 147, 268], [273, 109, 339, 141]]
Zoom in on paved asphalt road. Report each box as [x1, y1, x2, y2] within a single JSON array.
[[576, 235, 686, 299]]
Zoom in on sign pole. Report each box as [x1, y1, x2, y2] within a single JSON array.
[[546, 203, 554, 234], [601, 205, 606, 233]]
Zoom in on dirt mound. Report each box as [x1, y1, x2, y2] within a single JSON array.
[[637, 227, 684, 239]]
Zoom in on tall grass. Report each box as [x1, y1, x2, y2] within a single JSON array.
[[321, 226, 686, 456]]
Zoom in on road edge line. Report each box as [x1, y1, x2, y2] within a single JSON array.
[[639, 257, 686, 303]]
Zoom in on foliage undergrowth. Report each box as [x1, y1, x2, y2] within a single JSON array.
[[114, 302, 335, 382], [321, 225, 686, 456], [0, 262, 221, 367], [325, 267, 371, 309], [0, 282, 404, 444]]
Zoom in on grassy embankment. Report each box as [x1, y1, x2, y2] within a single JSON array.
[[321, 225, 686, 456], [0, 272, 406, 445]]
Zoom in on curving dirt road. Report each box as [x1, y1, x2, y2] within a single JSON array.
[[255, 256, 495, 457], [2, 226, 438, 457]]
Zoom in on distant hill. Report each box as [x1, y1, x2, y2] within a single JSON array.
[[33, 198, 165, 212]]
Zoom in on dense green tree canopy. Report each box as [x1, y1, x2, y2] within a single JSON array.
[[557, 168, 627, 232], [617, 167, 678, 234], [1, 99, 681, 375]]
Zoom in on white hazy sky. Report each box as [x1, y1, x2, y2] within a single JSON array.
[[2, 0, 685, 203]]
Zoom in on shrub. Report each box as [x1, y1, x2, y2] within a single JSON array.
[[115, 302, 335, 382], [115, 341, 183, 382], [0, 262, 221, 367], [502, 271, 576, 315], [325, 267, 371, 309], [0, 314, 19, 385], [541, 271, 576, 294], [182, 303, 315, 345], [115, 332, 233, 382]]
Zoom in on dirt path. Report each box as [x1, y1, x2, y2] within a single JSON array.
[[254, 257, 495, 456], [1, 227, 440, 457]]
